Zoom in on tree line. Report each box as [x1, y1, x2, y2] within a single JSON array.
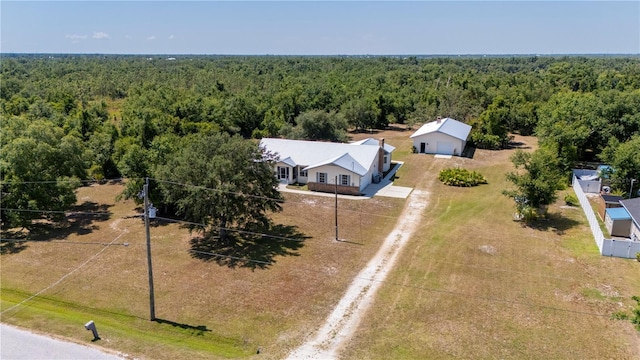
[[1, 54, 639, 232]]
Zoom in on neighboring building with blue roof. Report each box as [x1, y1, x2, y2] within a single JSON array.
[[604, 207, 632, 237]]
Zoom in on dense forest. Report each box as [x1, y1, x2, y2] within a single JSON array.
[[1, 54, 639, 228]]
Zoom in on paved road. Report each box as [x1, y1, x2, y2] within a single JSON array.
[[1, 324, 124, 360]]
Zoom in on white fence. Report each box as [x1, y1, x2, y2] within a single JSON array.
[[602, 239, 640, 258], [572, 176, 640, 259], [572, 169, 602, 193]]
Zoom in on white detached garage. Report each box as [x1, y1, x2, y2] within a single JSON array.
[[410, 117, 471, 156]]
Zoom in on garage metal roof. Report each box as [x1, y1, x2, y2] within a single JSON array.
[[409, 117, 472, 141]]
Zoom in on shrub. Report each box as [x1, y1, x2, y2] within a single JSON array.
[[438, 168, 488, 187], [636, 252, 640, 262], [612, 188, 626, 197], [471, 132, 502, 150], [564, 193, 579, 206]]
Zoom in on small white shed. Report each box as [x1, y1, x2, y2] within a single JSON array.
[[410, 117, 471, 156], [604, 207, 632, 238]]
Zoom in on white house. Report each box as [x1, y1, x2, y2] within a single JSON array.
[[410, 117, 471, 156], [259, 138, 393, 195]]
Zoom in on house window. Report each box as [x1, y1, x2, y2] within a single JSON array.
[[340, 174, 350, 186], [317, 172, 327, 183], [384, 156, 388, 164], [300, 169, 308, 177]]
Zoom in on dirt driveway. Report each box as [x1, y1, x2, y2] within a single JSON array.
[[286, 161, 436, 359]]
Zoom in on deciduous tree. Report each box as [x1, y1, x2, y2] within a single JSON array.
[[503, 148, 564, 220], [0, 118, 85, 229], [156, 133, 283, 242]]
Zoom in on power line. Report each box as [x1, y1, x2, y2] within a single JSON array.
[[1, 203, 595, 264], [355, 273, 612, 318], [1, 216, 595, 288], [5, 180, 608, 300], [0, 238, 129, 246], [153, 178, 396, 219], [0, 223, 129, 317], [2, 224, 617, 320], [1, 208, 112, 216], [1, 177, 397, 220], [153, 216, 307, 243], [124, 235, 588, 285], [0, 177, 134, 185], [3, 164, 616, 325], [189, 250, 272, 265], [154, 178, 283, 203]]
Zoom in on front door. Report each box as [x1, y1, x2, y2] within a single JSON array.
[[420, 142, 426, 153], [277, 166, 289, 182]]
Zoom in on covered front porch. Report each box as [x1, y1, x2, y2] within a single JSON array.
[[276, 163, 308, 185]]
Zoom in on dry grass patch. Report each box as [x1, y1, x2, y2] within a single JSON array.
[[5, 130, 637, 359], [343, 136, 640, 359], [1, 176, 403, 358]]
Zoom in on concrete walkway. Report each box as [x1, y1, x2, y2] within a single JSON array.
[[278, 162, 412, 200]]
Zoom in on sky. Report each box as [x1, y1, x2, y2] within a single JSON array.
[[1, 1, 639, 55]]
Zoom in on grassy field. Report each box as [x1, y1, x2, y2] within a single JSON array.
[[2, 129, 639, 359], [342, 134, 640, 359], [0, 134, 404, 359]]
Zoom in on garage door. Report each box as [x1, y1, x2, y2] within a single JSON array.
[[436, 141, 454, 155]]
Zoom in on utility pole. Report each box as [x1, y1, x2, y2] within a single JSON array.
[[144, 177, 156, 321], [335, 176, 338, 241]]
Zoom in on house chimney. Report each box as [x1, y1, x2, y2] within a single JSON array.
[[436, 116, 442, 124], [378, 138, 385, 174]]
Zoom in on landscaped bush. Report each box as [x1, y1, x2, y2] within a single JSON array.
[[564, 193, 579, 206], [438, 168, 487, 187]]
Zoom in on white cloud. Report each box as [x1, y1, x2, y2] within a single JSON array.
[[147, 36, 156, 40], [66, 34, 88, 41], [93, 32, 110, 39], [168, 35, 175, 40]]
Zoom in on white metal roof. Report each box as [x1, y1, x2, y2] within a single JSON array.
[[259, 138, 380, 175], [303, 152, 369, 176], [349, 138, 396, 153], [279, 156, 296, 167], [409, 117, 472, 141]]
